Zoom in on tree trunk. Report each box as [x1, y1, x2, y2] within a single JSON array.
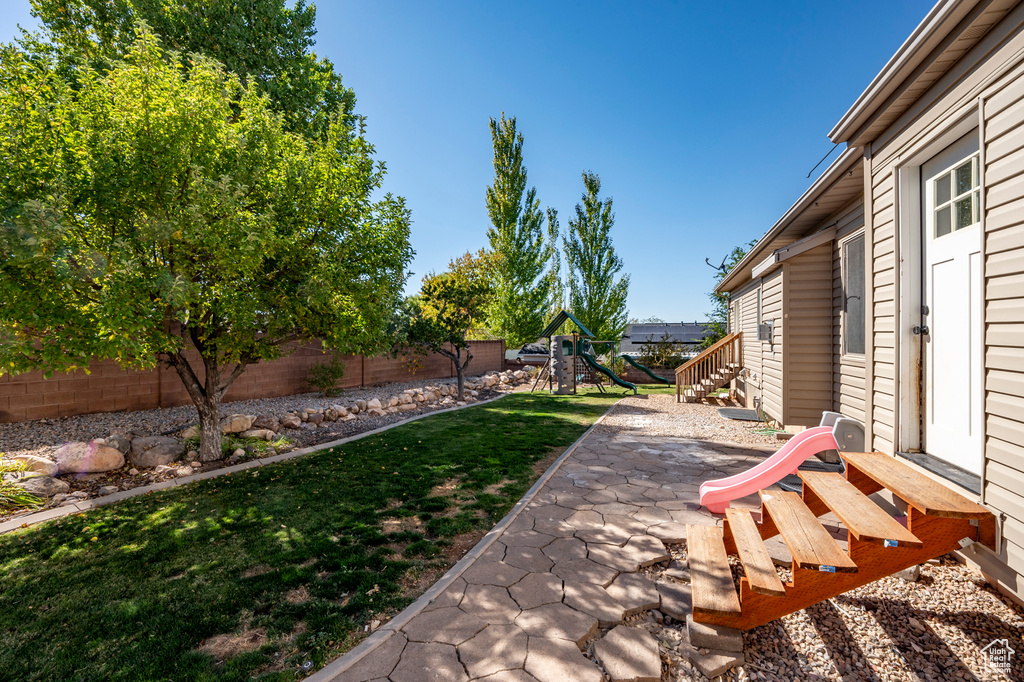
[[456, 365, 465, 401], [195, 394, 224, 462]]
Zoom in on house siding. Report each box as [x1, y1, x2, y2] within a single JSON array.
[[832, 205, 868, 425], [731, 281, 763, 408], [760, 270, 784, 423], [782, 243, 834, 427], [861, 4, 1024, 602]]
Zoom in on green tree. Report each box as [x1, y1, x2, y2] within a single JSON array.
[[545, 207, 564, 319], [484, 114, 551, 349], [405, 251, 495, 400], [25, 0, 350, 140], [0, 29, 412, 461], [701, 240, 756, 349], [564, 172, 630, 342]]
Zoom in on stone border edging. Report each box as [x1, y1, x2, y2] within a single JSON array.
[[0, 393, 513, 536], [306, 395, 625, 682]]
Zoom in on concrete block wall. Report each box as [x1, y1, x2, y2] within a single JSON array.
[[0, 339, 505, 423]]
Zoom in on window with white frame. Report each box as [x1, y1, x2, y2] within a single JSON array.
[[842, 234, 865, 355], [932, 155, 980, 237]]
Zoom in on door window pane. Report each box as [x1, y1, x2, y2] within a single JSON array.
[[843, 235, 865, 356], [935, 175, 951, 205], [955, 161, 973, 195], [974, 190, 981, 223], [936, 206, 951, 237], [955, 197, 974, 230]]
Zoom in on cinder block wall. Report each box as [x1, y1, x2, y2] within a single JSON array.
[[0, 339, 505, 423]]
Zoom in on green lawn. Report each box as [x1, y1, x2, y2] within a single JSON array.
[[0, 390, 620, 682]]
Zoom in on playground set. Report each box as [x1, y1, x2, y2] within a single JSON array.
[[530, 310, 671, 395]]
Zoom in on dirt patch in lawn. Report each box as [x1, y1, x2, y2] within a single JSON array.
[[199, 626, 268, 663]]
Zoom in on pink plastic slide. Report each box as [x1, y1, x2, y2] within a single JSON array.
[[698, 426, 840, 513]]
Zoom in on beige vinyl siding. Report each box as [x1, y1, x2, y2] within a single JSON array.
[[860, 5, 1024, 602], [982, 61, 1024, 597], [868, 164, 898, 453], [733, 282, 762, 407], [782, 243, 834, 427], [833, 206, 867, 424], [760, 270, 784, 423]]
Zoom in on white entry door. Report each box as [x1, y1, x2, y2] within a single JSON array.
[[921, 132, 983, 474]]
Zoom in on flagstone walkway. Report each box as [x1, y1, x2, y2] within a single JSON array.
[[323, 402, 782, 682]]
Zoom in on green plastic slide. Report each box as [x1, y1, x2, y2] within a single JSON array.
[[617, 354, 670, 385], [580, 352, 637, 394]]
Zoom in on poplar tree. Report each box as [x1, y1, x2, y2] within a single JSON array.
[[564, 172, 630, 342], [545, 208, 565, 316], [484, 114, 551, 349]]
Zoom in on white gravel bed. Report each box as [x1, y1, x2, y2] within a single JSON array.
[[594, 393, 781, 447], [0, 374, 493, 460]]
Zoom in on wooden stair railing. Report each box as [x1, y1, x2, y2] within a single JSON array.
[[688, 451, 996, 630], [675, 332, 742, 403]]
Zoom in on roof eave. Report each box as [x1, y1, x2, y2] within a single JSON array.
[[715, 146, 863, 294], [828, 0, 981, 144]]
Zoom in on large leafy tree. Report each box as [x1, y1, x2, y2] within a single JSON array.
[[25, 0, 349, 140], [484, 114, 551, 349], [545, 207, 564, 319], [405, 251, 495, 401], [564, 172, 630, 342], [0, 29, 412, 461]]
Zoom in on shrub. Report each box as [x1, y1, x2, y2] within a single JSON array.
[[307, 354, 347, 396], [0, 461, 44, 512]]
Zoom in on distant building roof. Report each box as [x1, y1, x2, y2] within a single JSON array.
[[619, 322, 712, 353]]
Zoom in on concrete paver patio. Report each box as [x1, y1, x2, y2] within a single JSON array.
[[321, 400, 792, 682]]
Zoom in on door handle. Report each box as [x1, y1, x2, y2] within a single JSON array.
[[912, 325, 930, 335]]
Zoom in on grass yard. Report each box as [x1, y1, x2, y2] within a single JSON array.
[[0, 390, 619, 682]]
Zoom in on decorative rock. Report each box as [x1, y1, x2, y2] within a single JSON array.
[[105, 434, 132, 454], [398, 403, 418, 412], [306, 412, 324, 426], [17, 475, 69, 497], [190, 461, 202, 468], [4, 454, 58, 476], [398, 393, 413, 405], [356, 400, 367, 411], [97, 485, 119, 495], [686, 614, 743, 652], [366, 398, 382, 410], [232, 448, 246, 458], [896, 565, 921, 582], [280, 414, 302, 429], [179, 425, 200, 440], [240, 429, 275, 441], [53, 441, 125, 474], [220, 414, 254, 434], [130, 436, 185, 468], [593, 625, 662, 682], [252, 415, 280, 432], [128, 468, 139, 476]]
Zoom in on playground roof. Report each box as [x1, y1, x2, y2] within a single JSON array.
[[540, 310, 594, 339]]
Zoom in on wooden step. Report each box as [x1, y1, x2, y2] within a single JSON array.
[[724, 509, 786, 596], [799, 471, 922, 549], [687, 525, 741, 617], [842, 452, 990, 519], [760, 491, 858, 573]]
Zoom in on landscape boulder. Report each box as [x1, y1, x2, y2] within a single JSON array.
[[366, 398, 382, 410], [398, 393, 413, 405], [17, 475, 70, 498], [53, 441, 125, 474], [220, 414, 255, 434], [307, 412, 324, 425], [179, 425, 200, 440], [4, 454, 58, 476], [105, 434, 132, 454], [240, 429, 276, 441], [280, 414, 302, 429], [356, 400, 367, 412], [130, 436, 186, 468], [253, 415, 281, 432]]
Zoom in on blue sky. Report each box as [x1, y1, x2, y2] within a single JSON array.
[[1, 1, 932, 322]]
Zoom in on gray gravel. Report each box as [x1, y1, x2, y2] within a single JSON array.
[[0, 374, 493, 460]]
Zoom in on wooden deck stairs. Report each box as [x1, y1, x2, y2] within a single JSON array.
[[675, 332, 743, 403], [688, 451, 996, 630]]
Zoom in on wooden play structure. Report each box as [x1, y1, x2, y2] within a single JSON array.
[[531, 310, 637, 395], [687, 450, 996, 630]]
